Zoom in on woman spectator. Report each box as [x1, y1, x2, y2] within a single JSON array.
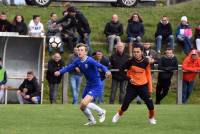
[[176, 16, 192, 55], [12, 15, 28, 35], [127, 12, 144, 57], [194, 24, 200, 51]]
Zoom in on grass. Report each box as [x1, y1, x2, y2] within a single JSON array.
[[1, 0, 200, 104], [0, 104, 200, 134]]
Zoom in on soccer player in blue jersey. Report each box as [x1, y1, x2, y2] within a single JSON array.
[[55, 43, 111, 126]]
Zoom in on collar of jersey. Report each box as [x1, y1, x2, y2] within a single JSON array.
[[81, 56, 88, 62]]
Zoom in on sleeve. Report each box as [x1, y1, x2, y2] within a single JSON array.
[[19, 80, 25, 90], [118, 23, 123, 36], [127, 23, 132, 37], [146, 64, 153, 93], [167, 57, 178, 71], [169, 23, 173, 35], [176, 25, 181, 37], [30, 79, 41, 97], [90, 58, 109, 73], [104, 23, 110, 36], [59, 62, 77, 75], [23, 23, 28, 35], [56, 16, 66, 25], [158, 57, 170, 71], [80, 14, 90, 34], [0, 71, 7, 85], [139, 23, 145, 37], [155, 23, 160, 37], [119, 59, 131, 72]]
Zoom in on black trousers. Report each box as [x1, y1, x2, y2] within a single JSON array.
[[156, 78, 171, 103], [121, 83, 154, 112]]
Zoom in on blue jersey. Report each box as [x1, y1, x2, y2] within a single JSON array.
[[59, 56, 108, 87]]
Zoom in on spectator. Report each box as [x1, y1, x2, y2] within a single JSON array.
[[93, 50, 110, 104], [0, 57, 7, 103], [46, 53, 65, 104], [104, 14, 123, 55], [16, 71, 41, 104], [109, 42, 129, 104], [176, 16, 193, 55], [46, 13, 64, 53], [127, 12, 144, 57], [28, 15, 45, 37], [68, 47, 83, 104], [194, 24, 200, 51], [155, 16, 174, 53], [12, 15, 28, 35], [55, 9, 78, 53], [155, 48, 178, 104], [0, 12, 12, 32], [182, 49, 200, 104]]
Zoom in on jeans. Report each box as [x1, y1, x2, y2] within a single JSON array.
[[177, 35, 192, 54], [49, 83, 59, 104], [182, 80, 194, 104], [109, 79, 127, 104], [128, 36, 142, 44], [95, 80, 105, 104], [107, 35, 121, 54], [70, 74, 82, 104], [156, 35, 174, 52]]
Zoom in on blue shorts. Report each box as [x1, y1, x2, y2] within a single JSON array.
[[82, 85, 102, 99]]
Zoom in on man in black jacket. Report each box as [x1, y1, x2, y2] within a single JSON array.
[[155, 48, 178, 104], [104, 14, 123, 55], [155, 16, 174, 53], [46, 53, 65, 104], [0, 12, 12, 32], [109, 42, 129, 104], [16, 71, 41, 104]]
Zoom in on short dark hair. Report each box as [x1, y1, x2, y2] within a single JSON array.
[[50, 12, 56, 17], [133, 44, 144, 51], [33, 15, 40, 20], [76, 43, 88, 52], [1, 12, 6, 15], [166, 47, 173, 51], [27, 71, 34, 76]]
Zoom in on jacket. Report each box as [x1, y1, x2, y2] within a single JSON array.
[[143, 49, 158, 69], [127, 21, 144, 38], [155, 22, 173, 38], [19, 77, 41, 97], [120, 57, 152, 93], [182, 52, 200, 81], [176, 23, 192, 37], [104, 21, 123, 36], [0, 19, 12, 32], [46, 19, 60, 37], [46, 59, 65, 84], [158, 55, 178, 80], [110, 51, 129, 81], [12, 22, 28, 35]]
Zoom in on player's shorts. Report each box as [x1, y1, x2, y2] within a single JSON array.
[[82, 85, 102, 99]]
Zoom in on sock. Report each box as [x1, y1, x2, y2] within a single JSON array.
[[83, 107, 95, 121], [0, 90, 4, 102], [149, 109, 155, 119], [87, 103, 104, 115], [17, 94, 24, 104], [118, 108, 124, 116]]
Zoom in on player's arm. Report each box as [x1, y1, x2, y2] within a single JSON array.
[[54, 62, 77, 76]]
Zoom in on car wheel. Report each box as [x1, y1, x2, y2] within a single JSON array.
[[25, 0, 35, 5], [33, 0, 51, 7], [118, 0, 138, 7]]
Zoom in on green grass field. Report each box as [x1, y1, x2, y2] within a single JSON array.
[[0, 104, 200, 134]]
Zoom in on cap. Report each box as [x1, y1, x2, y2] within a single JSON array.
[[67, 6, 76, 13], [181, 16, 187, 22]]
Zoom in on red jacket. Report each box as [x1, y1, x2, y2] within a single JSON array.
[[182, 51, 200, 81]]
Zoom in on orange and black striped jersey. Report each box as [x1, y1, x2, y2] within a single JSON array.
[[120, 57, 153, 93]]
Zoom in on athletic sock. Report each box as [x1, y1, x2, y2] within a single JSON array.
[[87, 103, 104, 115], [118, 108, 124, 116], [149, 109, 155, 119], [83, 107, 95, 121]]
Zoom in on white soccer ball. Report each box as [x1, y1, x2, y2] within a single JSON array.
[[49, 36, 62, 48]]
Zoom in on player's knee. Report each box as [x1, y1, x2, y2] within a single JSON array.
[[80, 103, 86, 111]]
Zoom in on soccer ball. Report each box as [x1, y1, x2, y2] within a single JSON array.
[[49, 36, 62, 48]]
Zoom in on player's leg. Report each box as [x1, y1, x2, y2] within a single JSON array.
[[138, 85, 156, 125], [80, 95, 96, 126], [112, 84, 137, 123]]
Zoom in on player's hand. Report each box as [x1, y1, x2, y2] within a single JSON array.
[[54, 71, 60, 76], [105, 71, 112, 78]]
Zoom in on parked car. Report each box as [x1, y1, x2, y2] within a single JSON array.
[[25, 0, 156, 7]]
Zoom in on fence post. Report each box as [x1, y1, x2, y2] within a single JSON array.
[[62, 73, 68, 104], [177, 65, 183, 104]]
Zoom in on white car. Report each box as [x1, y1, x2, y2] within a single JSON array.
[[26, 0, 156, 7]]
